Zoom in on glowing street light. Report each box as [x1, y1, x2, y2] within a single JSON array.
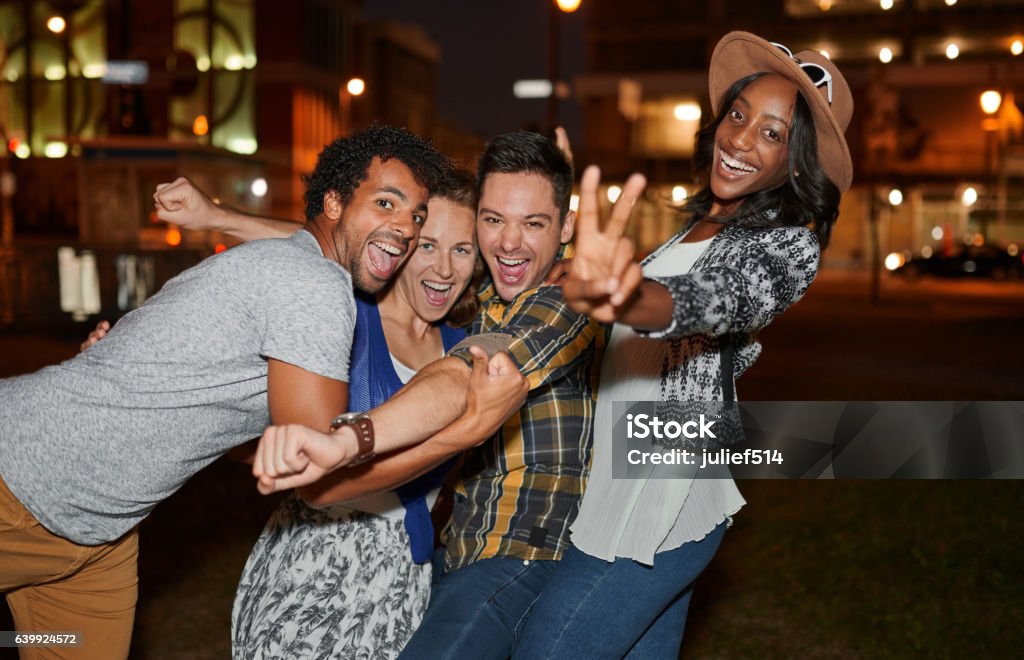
[[346, 77, 365, 96], [251, 178, 268, 198], [980, 91, 1002, 116], [546, 0, 581, 132], [340, 79, 366, 136], [980, 91, 1003, 178]]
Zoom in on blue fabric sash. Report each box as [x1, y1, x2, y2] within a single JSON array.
[[347, 292, 464, 563]]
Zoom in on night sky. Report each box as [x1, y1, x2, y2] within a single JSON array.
[[363, 0, 586, 141]]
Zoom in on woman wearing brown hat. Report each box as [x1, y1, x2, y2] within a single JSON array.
[[514, 32, 854, 658]]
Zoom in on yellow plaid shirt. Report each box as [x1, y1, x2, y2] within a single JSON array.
[[444, 273, 606, 571]]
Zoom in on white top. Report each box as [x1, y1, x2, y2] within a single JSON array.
[[335, 351, 438, 520], [570, 238, 746, 565], [389, 353, 419, 384]]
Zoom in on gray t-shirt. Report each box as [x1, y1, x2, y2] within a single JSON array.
[[0, 230, 356, 545]]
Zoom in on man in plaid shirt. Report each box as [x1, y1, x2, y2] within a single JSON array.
[[395, 131, 605, 658], [256, 131, 608, 658]]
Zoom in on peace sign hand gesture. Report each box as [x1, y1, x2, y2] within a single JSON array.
[[562, 166, 647, 323]]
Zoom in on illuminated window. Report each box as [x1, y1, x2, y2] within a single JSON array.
[[633, 98, 702, 158], [171, 0, 256, 152], [0, 1, 106, 154]]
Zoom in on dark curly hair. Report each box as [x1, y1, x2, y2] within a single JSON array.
[[685, 72, 842, 248], [432, 167, 484, 328], [302, 125, 450, 222], [476, 131, 574, 221]]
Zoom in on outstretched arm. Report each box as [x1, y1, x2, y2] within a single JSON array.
[[254, 347, 528, 495], [563, 163, 822, 340], [638, 226, 821, 339], [154, 177, 304, 242], [298, 347, 527, 506]]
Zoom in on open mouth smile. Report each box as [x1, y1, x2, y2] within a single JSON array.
[[719, 149, 759, 176], [494, 255, 530, 284], [367, 240, 407, 279], [420, 279, 454, 307]]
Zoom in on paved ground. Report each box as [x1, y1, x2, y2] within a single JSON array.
[[1, 270, 1022, 658]]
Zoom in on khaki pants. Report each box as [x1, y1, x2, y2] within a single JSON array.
[[0, 474, 138, 660]]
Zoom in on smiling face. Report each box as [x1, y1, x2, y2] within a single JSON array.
[[331, 157, 430, 294], [710, 74, 798, 216], [476, 171, 574, 302], [393, 196, 478, 322]]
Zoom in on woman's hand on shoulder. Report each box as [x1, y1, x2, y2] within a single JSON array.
[[80, 320, 110, 352], [543, 258, 572, 285]]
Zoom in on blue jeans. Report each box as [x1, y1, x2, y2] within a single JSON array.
[[512, 522, 727, 659], [398, 550, 558, 659]]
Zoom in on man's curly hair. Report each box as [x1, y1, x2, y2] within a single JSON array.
[[303, 126, 450, 222]]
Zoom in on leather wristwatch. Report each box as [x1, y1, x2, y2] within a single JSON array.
[[330, 412, 376, 466]]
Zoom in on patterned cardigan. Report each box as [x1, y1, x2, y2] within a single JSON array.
[[636, 217, 820, 403]]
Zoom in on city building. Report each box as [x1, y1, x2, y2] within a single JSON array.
[[574, 0, 1024, 269], [0, 0, 482, 326]]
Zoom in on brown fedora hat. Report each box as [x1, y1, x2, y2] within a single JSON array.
[[709, 31, 854, 193]]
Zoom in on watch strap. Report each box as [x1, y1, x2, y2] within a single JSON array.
[[331, 413, 376, 466]]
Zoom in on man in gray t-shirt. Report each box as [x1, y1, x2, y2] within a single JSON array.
[[0, 126, 447, 659], [0, 229, 355, 545]]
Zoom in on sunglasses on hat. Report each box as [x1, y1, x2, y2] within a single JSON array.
[[770, 42, 833, 105]]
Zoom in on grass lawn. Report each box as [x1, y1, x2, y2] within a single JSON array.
[[683, 480, 1023, 658]]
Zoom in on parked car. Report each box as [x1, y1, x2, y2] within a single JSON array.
[[889, 245, 1023, 280]]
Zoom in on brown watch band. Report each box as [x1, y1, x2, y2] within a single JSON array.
[[330, 412, 376, 466]]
